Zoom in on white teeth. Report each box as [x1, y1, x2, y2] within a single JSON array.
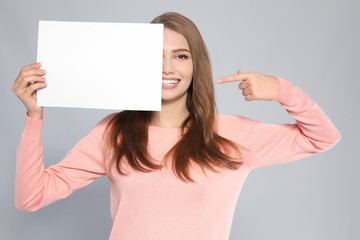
[[162, 79, 180, 86]]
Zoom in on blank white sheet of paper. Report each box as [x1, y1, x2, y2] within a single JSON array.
[[36, 21, 163, 111]]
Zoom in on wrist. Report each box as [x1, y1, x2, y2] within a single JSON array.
[[271, 78, 293, 103], [27, 110, 44, 120]]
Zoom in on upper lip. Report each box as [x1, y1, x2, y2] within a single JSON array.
[[162, 77, 180, 80]]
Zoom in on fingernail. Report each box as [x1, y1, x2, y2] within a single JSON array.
[[217, 79, 222, 83], [40, 70, 46, 74]]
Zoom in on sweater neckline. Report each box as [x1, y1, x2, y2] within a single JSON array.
[[148, 125, 181, 142]]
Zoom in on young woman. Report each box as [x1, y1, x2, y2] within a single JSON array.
[[12, 12, 341, 240]]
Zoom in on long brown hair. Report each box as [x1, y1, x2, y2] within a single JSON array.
[[104, 12, 242, 182]]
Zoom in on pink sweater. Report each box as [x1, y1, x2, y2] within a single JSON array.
[[15, 78, 341, 239]]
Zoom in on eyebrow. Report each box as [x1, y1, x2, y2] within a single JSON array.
[[172, 48, 191, 54]]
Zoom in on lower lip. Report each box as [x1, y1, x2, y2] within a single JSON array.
[[162, 81, 180, 89]]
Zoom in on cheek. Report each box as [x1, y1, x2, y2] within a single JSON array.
[[178, 62, 193, 79]]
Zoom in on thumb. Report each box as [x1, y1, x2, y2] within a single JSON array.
[[237, 70, 243, 74]]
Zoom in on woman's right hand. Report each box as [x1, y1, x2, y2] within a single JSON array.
[[12, 62, 47, 120]]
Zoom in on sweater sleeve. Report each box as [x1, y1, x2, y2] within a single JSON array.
[[244, 78, 341, 169], [15, 114, 113, 211]]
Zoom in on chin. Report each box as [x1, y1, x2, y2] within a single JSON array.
[[161, 92, 187, 104]]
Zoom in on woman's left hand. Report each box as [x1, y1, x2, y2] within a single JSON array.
[[217, 70, 279, 101]]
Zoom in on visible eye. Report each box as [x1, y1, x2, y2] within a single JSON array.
[[176, 54, 189, 60]]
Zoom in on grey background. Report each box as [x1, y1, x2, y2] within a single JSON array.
[[1, 0, 358, 239]]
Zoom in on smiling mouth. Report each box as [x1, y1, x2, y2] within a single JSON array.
[[162, 79, 180, 86]]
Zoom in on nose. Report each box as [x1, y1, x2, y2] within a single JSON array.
[[162, 56, 174, 75]]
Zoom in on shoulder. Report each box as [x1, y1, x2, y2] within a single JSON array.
[[215, 113, 255, 128], [89, 112, 119, 137], [97, 112, 118, 127], [214, 114, 256, 144]]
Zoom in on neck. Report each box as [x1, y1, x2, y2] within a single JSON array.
[[151, 98, 189, 128]]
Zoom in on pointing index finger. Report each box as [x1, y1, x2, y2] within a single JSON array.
[[217, 73, 248, 84]]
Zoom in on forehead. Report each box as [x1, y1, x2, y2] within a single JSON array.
[[163, 28, 190, 50]]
